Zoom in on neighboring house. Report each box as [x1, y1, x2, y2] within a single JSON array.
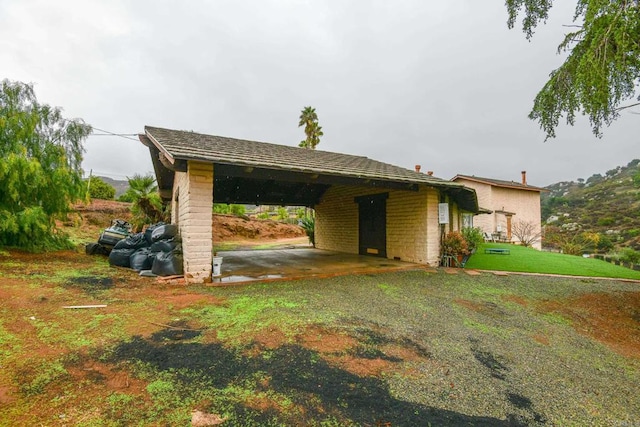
[[139, 126, 480, 283], [451, 172, 546, 250]]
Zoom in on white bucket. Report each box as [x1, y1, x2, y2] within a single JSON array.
[[212, 256, 223, 277]]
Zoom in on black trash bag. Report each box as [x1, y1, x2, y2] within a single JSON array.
[[151, 250, 184, 276], [109, 248, 136, 268], [150, 237, 181, 253], [85, 242, 109, 256], [113, 233, 148, 250], [144, 222, 165, 245], [151, 224, 178, 242], [130, 247, 153, 272]]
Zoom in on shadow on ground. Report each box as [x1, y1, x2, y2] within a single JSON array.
[[101, 327, 534, 426]]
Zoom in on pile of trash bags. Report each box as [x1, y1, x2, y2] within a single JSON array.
[[106, 222, 184, 276]]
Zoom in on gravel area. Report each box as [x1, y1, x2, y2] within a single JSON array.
[[209, 269, 640, 425]]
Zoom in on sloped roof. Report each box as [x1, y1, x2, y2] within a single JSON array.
[[451, 174, 547, 192], [147, 126, 455, 186], [141, 126, 479, 211]]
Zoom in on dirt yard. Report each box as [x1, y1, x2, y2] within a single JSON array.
[[0, 201, 639, 425]]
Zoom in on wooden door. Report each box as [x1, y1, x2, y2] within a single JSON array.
[[356, 193, 388, 257]]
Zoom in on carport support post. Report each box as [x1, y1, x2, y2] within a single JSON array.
[[177, 161, 214, 283]]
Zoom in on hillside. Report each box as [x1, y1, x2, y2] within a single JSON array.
[[69, 200, 304, 246], [96, 176, 129, 197], [542, 159, 640, 249]]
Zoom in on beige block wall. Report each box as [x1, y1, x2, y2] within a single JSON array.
[[315, 184, 443, 266], [454, 179, 542, 249], [171, 161, 214, 283], [493, 186, 543, 249], [458, 181, 494, 233]]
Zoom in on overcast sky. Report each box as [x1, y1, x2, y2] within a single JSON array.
[[1, 1, 637, 187]]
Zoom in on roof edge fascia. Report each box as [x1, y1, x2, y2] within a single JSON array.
[[452, 174, 546, 192], [144, 127, 177, 165]]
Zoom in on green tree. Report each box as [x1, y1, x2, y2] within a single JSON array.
[[506, 1, 640, 139], [0, 80, 92, 250], [298, 106, 323, 149], [119, 174, 166, 229], [277, 206, 289, 220], [86, 176, 115, 200]]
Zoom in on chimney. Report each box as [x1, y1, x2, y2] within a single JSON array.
[[427, 171, 434, 176], [521, 171, 527, 185], [415, 165, 421, 173]]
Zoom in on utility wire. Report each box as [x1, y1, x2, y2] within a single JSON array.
[[90, 126, 139, 141]]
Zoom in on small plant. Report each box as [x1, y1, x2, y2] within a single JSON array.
[[300, 216, 315, 247], [511, 220, 542, 247], [461, 227, 483, 252], [277, 206, 289, 220], [442, 231, 469, 256]]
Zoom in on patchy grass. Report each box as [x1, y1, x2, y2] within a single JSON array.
[[0, 250, 639, 426], [465, 243, 640, 279]]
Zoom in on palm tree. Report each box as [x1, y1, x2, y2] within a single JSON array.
[[121, 174, 167, 228], [298, 106, 322, 149]]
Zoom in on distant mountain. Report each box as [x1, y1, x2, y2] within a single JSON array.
[[96, 176, 129, 198], [542, 159, 640, 249]]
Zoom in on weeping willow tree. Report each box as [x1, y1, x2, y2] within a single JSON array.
[[506, 0, 640, 139], [0, 79, 92, 250]]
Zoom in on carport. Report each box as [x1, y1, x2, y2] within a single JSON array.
[[215, 248, 423, 284], [139, 126, 478, 283]]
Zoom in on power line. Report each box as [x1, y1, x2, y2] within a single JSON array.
[[89, 127, 139, 141]]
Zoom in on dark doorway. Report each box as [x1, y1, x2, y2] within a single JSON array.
[[355, 193, 388, 257]]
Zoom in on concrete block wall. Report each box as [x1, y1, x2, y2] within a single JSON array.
[[315, 184, 443, 266], [315, 185, 360, 254], [171, 161, 214, 283], [425, 189, 441, 265], [385, 188, 432, 264]]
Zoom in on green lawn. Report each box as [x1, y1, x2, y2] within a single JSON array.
[[465, 243, 640, 280]]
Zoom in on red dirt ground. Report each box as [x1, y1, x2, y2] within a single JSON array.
[[2, 200, 639, 423], [538, 292, 640, 359]]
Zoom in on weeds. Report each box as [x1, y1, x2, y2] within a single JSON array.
[[19, 360, 68, 396], [181, 296, 300, 342]]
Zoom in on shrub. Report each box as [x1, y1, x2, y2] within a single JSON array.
[[277, 207, 288, 220], [596, 234, 614, 252], [597, 217, 615, 226], [213, 204, 230, 214], [619, 248, 640, 264], [230, 204, 246, 216], [300, 216, 315, 247], [462, 227, 483, 252], [86, 177, 115, 200], [442, 231, 469, 256], [561, 242, 584, 255]]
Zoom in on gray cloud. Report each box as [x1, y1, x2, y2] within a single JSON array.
[[1, 0, 636, 185]]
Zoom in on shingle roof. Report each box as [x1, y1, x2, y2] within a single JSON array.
[[142, 126, 480, 211], [452, 174, 547, 192], [146, 126, 458, 188]]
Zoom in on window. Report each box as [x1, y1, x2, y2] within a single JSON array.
[[462, 213, 473, 229]]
